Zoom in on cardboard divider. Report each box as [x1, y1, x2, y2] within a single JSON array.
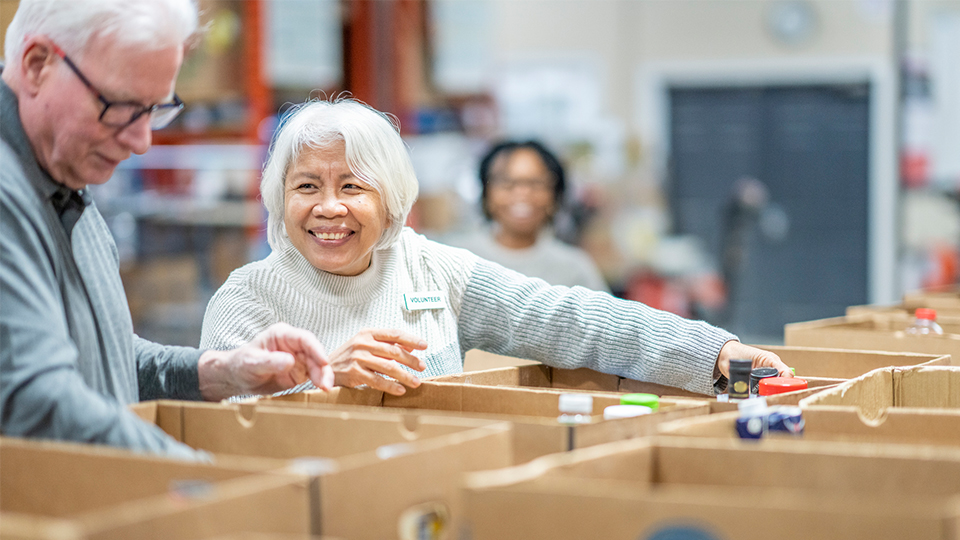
[[785, 314, 960, 365], [659, 405, 960, 448], [799, 365, 960, 421], [459, 435, 960, 540], [130, 400, 513, 540], [434, 345, 948, 388], [256, 381, 711, 464], [0, 437, 312, 540]]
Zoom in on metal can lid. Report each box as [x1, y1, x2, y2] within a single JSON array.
[[758, 377, 808, 396], [621, 393, 660, 410], [750, 367, 780, 380]]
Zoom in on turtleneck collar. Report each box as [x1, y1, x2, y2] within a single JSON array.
[[273, 239, 398, 306]]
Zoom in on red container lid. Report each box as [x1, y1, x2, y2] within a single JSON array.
[[758, 377, 808, 396], [915, 308, 937, 321]]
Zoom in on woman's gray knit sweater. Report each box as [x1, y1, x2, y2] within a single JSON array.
[[200, 227, 735, 395]]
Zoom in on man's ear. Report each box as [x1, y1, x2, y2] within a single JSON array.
[[19, 38, 58, 96]]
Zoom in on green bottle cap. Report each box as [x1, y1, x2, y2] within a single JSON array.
[[621, 393, 659, 410], [790, 367, 796, 376]]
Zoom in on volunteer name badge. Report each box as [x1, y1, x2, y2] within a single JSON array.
[[403, 291, 446, 311]]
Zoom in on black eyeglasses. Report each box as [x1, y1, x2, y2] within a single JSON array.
[[52, 43, 184, 130]]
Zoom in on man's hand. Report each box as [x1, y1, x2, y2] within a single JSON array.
[[198, 323, 334, 401], [331, 328, 428, 396], [715, 340, 790, 379]]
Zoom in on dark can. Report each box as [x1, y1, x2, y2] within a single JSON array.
[[749, 367, 780, 396], [728, 359, 752, 400]]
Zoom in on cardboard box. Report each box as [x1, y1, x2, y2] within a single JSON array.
[[846, 303, 960, 325], [131, 400, 513, 540], [439, 345, 949, 389], [459, 436, 960, 540], [0, 437, 312, 540], [903, 286, 960, 311], [257, 381, 710, 464], [799, 365, 960, 420], [785, 314, 960, 364], [462, 349, 541, 372], [659, 406, 960, 448], [427, 345, 947, 412]]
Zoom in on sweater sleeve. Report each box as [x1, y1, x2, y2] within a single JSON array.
[[456, 259, 736, 395], [200, 276, 280, 351]]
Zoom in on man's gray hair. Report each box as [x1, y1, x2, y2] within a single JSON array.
[[260, 98, 420, 253], [4, 0, 199, 65]]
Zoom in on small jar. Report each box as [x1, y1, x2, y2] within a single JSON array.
[[758, 377, 808, 396], [749, 367, 780, 396], [728, 359, 753, 400], [735, 397, 769, 440]]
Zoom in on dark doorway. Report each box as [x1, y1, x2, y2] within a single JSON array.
[[668, 84, 870, 342]]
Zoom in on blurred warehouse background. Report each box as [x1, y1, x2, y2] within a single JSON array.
[[2, 0, 958, 346]]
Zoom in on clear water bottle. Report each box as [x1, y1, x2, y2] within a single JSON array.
[[906, 308, 944, 335]]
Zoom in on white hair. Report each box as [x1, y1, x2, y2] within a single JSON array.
[[4, 0, 199, 65], [261, 98, 420, 253]]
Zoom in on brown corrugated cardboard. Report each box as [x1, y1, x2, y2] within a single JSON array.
[[459, 436, 960, 540], [462, 349, 541, 371], [785, 314, 960, 365], [799, 365, 960, 420], [132, 400, 513, 540], [903, 286, 960, 311], [434, 345, 946, 390], [846, 303, 960, 325], [0, 437, 312, 540], [659, 406, 960, 448], [258, 381, 710, 464]]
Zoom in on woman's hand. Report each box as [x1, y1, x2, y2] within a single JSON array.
[[331, 328, 428, 396], [715, 340, 791, 379], [198, 322, 334, 401]]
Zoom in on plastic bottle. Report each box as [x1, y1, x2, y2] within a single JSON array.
[[906, 308, 944, 335], [557, 393, 593, 425], [558, 393, 593, 452]]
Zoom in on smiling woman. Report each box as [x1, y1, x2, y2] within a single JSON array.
[[200, 97, 789, 399], [283, 141, 387, 276]]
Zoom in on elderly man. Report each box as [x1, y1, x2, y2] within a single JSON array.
[[0, 0, 333, 460]]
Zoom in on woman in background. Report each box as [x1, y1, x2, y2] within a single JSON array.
[[449, 140, 608, 291]]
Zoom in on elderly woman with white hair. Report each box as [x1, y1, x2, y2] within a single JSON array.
[[200, 98, 788, 397]]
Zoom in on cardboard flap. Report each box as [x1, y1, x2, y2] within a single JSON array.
[[0, 437, 263, 517], [897, 366, 960, 409]]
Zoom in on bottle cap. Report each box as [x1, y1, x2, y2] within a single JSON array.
[[790, 367, 796, 376], [603, 404, 653, 420], [729, 358, 752, 371], [737, 397, 768, 416], [558, 393, 593, 414], [759, 377, 808, 396], [915, 308, 937, 321], [620, 393, 659, 410]]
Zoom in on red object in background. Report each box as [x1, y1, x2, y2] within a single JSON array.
[[624, 271, 691, 318], [139, 169, 194, 195], [922, 243, 960, 289], [901, 151, 929, 188]]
